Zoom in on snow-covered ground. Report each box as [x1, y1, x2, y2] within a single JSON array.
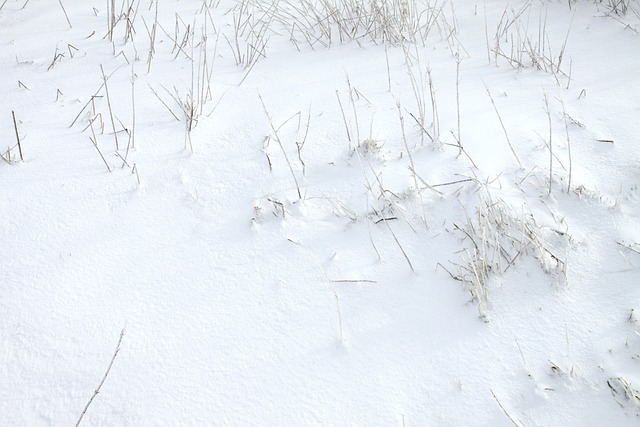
[[1, 0, 639, 425]]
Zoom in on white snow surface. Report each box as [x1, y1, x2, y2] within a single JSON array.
[[1, 0, 639, 426]]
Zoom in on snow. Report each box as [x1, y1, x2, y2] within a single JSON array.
[[1, 0, 639, 425]]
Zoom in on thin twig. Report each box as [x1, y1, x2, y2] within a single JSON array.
[[69, 67, 118, 128], [148, 84, 180, 121], [100, 64, 119, 151], [560, 97, 572, 192], [397, 101, 428, 227], [12, 111, 23, 161], [129, 65, 136, 154], [490, 389, 526, 427], [90, 138, 112, 172], [617, 241, 640, 256], [381, 216, 416, 274], [432, 178, 475, 188], [88, 110, 111, 172], [259, 93, 302, 200], [75, 327, 125, 427], [336, 90, 351, 144], [483, 82, 522, 168], [58, 0, 72, 28], [0, 151, 10, 164], [543, 92, 553, 195]]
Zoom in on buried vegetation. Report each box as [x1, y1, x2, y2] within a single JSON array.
[[1, 0, 639, 425]]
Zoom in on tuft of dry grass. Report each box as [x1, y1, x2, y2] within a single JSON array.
[[490, 3, 573, 83], [451, 188, 567, 320], [607, 376, 640, 410]]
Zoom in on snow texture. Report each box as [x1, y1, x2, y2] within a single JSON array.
[[1, 0, 639, 425]]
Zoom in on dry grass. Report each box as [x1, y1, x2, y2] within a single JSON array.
[[489, 2, 573, 82], [451, 188, 567, 320]]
